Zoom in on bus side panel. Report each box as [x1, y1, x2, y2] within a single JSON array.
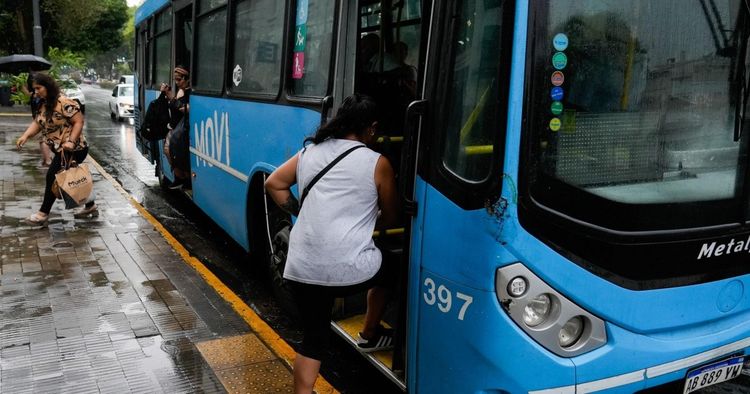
[[188, 96, 320, 250]]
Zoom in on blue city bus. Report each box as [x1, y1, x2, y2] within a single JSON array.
[[135, 0, 750, 392]]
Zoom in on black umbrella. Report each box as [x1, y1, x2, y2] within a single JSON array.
[[0, 54, 52, 74]]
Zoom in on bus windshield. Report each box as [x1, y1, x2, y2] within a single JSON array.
[[525, 0, 749, 231]]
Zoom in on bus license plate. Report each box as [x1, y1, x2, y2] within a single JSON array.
[[683, 356, 744, 394]]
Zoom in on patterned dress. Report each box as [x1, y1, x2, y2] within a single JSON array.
[[35, 96, 87, 152]]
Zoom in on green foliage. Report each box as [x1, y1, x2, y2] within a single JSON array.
[[9, 73, 29, 105], [46, 47, 84, 78], [43, 0, 129, 54], [0, 0, 129, 57]]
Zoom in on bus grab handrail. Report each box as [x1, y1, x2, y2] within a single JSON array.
[[400, 100, 428, 217]]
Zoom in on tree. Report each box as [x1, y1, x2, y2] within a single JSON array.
[[42, 0, 128, 54], [0, 0, 129, 57], [0, 1, 33, 55]]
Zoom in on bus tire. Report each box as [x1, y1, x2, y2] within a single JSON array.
[[265, 201, 300, 321]]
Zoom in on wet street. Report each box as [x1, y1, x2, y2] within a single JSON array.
[[2, 84, 750, 393], [0, 84, 400, 393]]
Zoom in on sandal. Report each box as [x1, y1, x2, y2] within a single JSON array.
[[73, 204, 99, 218], [24, 212, 49, 226]]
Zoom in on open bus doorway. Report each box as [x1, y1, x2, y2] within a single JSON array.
[[327, 0, 427, 388]]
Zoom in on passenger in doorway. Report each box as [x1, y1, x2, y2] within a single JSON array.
[[160, 65, 192, 190], [16, 73, 97, 225], [265, 94, 400, 394], [21, 70, 53, 166], [393, 41, 418, 97]]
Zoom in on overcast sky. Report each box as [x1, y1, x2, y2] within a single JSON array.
[[126, 0, 142, 6]]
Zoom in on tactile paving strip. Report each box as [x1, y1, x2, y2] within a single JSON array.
[[196, 334, 293, 393], [216, 360, 293, 394]]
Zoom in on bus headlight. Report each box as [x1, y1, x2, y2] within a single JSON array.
[[523, 294, 551, 327], [559, 316, 584, 347], [495, 263, 607, 357]]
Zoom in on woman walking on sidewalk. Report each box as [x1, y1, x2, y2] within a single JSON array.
[[16, 73, 97, 225]]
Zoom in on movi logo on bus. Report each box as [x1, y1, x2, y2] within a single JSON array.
[[193, 110, 231, 168]]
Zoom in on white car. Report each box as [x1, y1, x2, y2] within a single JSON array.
[[109, 84, 134, 121], [60, 79, 86, 113], [119, 75, 134, 84]]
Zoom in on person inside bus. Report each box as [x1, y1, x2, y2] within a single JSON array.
[[16, 73, 97, 224], [265, 94, 399, 394], [159, 65, 192, 190]]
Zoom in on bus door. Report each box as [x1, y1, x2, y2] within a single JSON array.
[[327, 0, 428, 389], [407, 0, 515, 392], [154, 1, 194, 186], [135, 22, 152, 161]]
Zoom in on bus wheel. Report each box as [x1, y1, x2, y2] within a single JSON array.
[[266, 208, 300, 320]]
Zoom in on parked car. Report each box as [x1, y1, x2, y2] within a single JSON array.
[[109, 83, 134, 121], [119, 75, 134, 84], [60, 79, 85, 113]]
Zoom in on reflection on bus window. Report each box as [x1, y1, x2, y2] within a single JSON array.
[[441, 0, 507, 182], [195, 8, 227, 91], [154, 31, 172, 85], [533, 0, 743, 204], [198, 0, 227, 14], [291, 0, 335, 97], [231, 0, 284, 95]]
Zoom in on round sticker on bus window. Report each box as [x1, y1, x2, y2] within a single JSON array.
[[549, 118, 561, 131], [552, 52, 567, 70], [233, 64, 243, 86], [551, 71, 564, 86], [553, 33, 569, 51], [551, 101, 563, 115], [551, 87, 564, 101]]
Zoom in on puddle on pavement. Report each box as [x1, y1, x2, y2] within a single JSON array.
[[139, 335, 217, 390]]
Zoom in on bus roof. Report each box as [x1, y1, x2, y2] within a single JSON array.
[[135, 0, 169, 26]]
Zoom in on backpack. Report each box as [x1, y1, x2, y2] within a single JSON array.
[[139, 93, 171, 140], [167, 117, 190, 171]]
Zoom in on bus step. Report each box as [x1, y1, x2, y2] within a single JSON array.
[[331, 316, 406, 391]]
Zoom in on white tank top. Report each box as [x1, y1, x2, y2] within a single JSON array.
[[283, 138, 383, 286]]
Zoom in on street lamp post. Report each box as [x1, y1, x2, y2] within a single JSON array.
[[32, 0, 43, 56]]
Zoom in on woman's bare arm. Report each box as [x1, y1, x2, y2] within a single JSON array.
[[265, 154, 300, 216], [374, 155, 399, 230], [16, 120, 41, 150]]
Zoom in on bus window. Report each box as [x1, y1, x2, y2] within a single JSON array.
[[290, 0, 336, 97], [355, 0, 422, 136], [230, 0, 285, 95], [439, 0, 509, 183], [175, 6, 193, 72], [153, 7, 172, 86], [195, 0, 228, 92]]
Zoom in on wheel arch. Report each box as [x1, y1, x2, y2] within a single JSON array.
[[245, 163, 280, 260]]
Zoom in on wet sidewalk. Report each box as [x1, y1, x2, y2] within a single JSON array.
[[0, 122, 325, 393]]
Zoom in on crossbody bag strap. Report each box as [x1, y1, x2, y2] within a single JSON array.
[[299, 145, 365, 209]]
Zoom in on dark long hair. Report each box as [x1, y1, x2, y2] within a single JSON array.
[[305, 93, 379, 145], [32, 73, 60, 118]]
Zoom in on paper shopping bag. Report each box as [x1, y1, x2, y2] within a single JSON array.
[[55, 161, 93, 209]]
